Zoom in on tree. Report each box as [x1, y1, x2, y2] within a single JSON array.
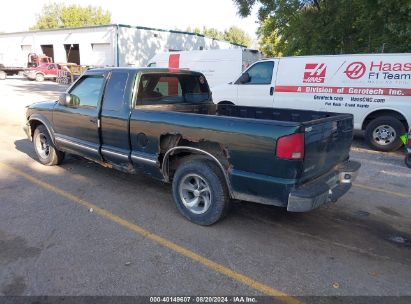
[[223, 26, 252, 46], [30, 3, 111, 30], [233, 0, 411, 56], [203, 27, 224, 40], [186, 26, 252, 47]]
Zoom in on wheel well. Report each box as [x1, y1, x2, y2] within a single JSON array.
[[159, 134, 230, 190], [362, 110, 408, 131], [29, 120, 43, 137], [218, 100, 234, 105]]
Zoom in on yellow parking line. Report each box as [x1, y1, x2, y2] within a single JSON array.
[[355, 184, 411, 200], [0, 162, 301, 304]]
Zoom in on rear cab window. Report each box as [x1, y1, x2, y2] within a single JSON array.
[[102, 71, 130, 111], [136, 73, 210, 105]]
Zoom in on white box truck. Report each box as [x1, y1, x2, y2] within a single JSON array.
[[147, 49, 262, 88], [211, 54, 411, 151]]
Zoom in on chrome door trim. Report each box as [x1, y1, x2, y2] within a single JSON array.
[[55, 136, 98, 153]]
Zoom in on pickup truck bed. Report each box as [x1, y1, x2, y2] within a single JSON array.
[[25, 67, 360, 225]]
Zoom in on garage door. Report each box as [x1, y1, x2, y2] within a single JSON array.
[[21, 45, 32, 56], [21, 45, 32, 65], [91, 43, 113, 67]]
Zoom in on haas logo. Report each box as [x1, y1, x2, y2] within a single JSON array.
[[303, 63, 326, 83], [344, 62, 366, 79]]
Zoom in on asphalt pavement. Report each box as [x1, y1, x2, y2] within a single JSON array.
[[0, 77, 410, 302]]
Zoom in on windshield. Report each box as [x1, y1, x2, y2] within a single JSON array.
[[32, 64, 48, 70]]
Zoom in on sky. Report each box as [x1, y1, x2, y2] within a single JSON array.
[[0, 0, 260, 40]]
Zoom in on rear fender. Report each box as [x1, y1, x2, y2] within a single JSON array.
[[162, 146, 233, 197]]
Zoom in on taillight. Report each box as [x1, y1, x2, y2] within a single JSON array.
[[276, 133, 304, 160]]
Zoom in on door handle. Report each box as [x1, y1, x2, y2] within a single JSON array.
[[270, 87, 274, 96], [90, 118, 101, 127]]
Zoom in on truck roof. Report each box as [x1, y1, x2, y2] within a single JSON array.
[[261, 53, 411, 60], [86, 67, 205, 75]]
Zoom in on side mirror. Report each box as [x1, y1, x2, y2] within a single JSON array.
[[238, 72, 250, 84], [58, 93, 80, 107], [58, 93, 71, 106]]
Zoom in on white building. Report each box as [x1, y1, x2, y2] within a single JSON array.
[[0, 24, 243, 68]]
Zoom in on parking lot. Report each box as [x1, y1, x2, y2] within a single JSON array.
[[0, 77, 410, 301]]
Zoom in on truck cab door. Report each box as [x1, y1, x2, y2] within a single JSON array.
[[235, 61, 275, 107], [47, 64, 58, 77], [100, 70, 134, 168], [53, 72, 106, 160]]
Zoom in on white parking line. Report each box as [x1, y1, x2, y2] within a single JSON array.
[[380, 170, 411, 178]]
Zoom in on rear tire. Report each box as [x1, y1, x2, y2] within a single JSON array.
[[172, 158, 230, 225], [365, 116, 405, 152], [33, 125, 65, 166]]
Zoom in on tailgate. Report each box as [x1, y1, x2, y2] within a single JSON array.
[[300, 114, 354, 183]]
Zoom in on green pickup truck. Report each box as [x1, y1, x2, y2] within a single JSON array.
[[24, 68, 360, 225]]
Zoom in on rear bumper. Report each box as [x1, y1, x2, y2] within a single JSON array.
[[287, 160, 361, 212]]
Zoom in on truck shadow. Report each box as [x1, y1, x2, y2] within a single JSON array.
[[14, 138, 411, 267], [231, 199, 411, 264], [14, 139, 37, 161]]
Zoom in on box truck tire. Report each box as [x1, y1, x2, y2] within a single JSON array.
[[365, 116, 405, 152]]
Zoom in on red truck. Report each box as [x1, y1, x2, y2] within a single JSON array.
[[23, 63, 65, 82], [0, 53, 52, 80]]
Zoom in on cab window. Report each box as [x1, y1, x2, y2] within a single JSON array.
[[69, 76, 105, 108], [239, 61, 274, 85], [136, 73, 210, 105]]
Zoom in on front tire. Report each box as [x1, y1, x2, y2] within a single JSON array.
[[172, 158, 230, 225], [33, 125, 65, 166], [35, 73, 45, 82], [365, 116, 405, 152]]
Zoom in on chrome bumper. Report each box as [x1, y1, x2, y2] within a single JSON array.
[[287, 160, 361, 212]]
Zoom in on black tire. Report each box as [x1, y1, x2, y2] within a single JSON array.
[[406, 155, 411, 169], [33, 125, 65, 166], [365, 116, 405, 152], [172, 158, 230, 225], [218, 101, 234, 105], [35, 73, 45, 82]]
